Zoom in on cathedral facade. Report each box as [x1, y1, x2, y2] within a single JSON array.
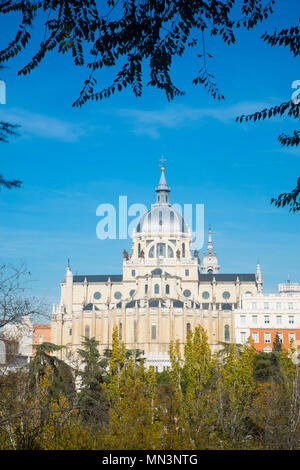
[[51, 168, 263, 370]]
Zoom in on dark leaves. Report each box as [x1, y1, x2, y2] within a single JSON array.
[[0, 121, 20, 143], [278, 130, 300, 147], [0, 1, 276, 104], [193, 68, 224, 101], [236, 100, 300, 123], [261, 23, 300, 57], [0, 175, 21, 189], [271, 180, 300, 213]]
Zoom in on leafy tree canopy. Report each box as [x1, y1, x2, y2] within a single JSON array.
[[0, 1, 298, 208], [0, 0, 276, 105], [28, 341, 75, 399]]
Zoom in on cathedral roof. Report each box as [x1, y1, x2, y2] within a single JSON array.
[[73, 274, 123, 283], [198, 273, 256, 282]]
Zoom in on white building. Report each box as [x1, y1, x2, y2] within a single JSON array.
[[1, 316, 34, 366], [235, 282, 300, 353]]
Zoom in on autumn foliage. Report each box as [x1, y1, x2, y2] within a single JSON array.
[[1, 326, 300, 449]]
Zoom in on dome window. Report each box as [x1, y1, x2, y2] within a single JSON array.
[[149, 245, 155, 258], [182, 243, 185, 258], [167, 245, 174, 258], [170, 211, 175, 231], [114, 291, 122, 300], [157, 243, 166, 257], [202, 291, 210, 299], [94, 291, 101, 300]]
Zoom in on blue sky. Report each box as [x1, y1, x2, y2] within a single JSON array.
[[0, 1, 299, 314]]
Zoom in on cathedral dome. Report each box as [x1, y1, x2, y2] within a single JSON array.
[[136, 205, 189, 234], [135, 168, 190, 235]]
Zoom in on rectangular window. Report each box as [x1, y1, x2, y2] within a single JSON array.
[[264, 332, 271, 343], [185, 269, 189, 277], [277, 332, 283, 342], [151, 323, 157, 340], [288, 302, 293, 310], [240, 315, 246, 325], [289, 332, 295, 343], [264, 302, 269, 310], [240, 332, 246, 344], [252, 315, 258, 324], [264, 315, 270, 324], [39, 335, 43, 344], [276, 302, 281, 310], [69, 328, 72, 336], [289, 316, 294, 325], [252, 302, 257, 309], [276, 315, 282, 325], [131, 270, 136, 277], [252, 332, 259, 343]]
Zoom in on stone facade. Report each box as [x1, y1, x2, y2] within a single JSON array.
[[51, 169, 263, 370]]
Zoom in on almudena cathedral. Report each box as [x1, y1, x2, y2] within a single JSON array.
[[51, 167, 265, 370]]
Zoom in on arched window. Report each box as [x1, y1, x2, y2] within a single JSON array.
[[182, 243, 185, 258], [138, 243, 141, 256], [84, 325, 90, 339], [151, 323, 157, 340], [207, 269, 213, 274], [154, 284, 159, 294], [119, 322, 122, 340], [167, 245, 174, 258], [224, 325, 230, 342], [145, 284, 148, 294], [166, 284, 170, 294], [149, 245, 155, 258], [157, 243, 166, 257], [187, 323, 191, 332]]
